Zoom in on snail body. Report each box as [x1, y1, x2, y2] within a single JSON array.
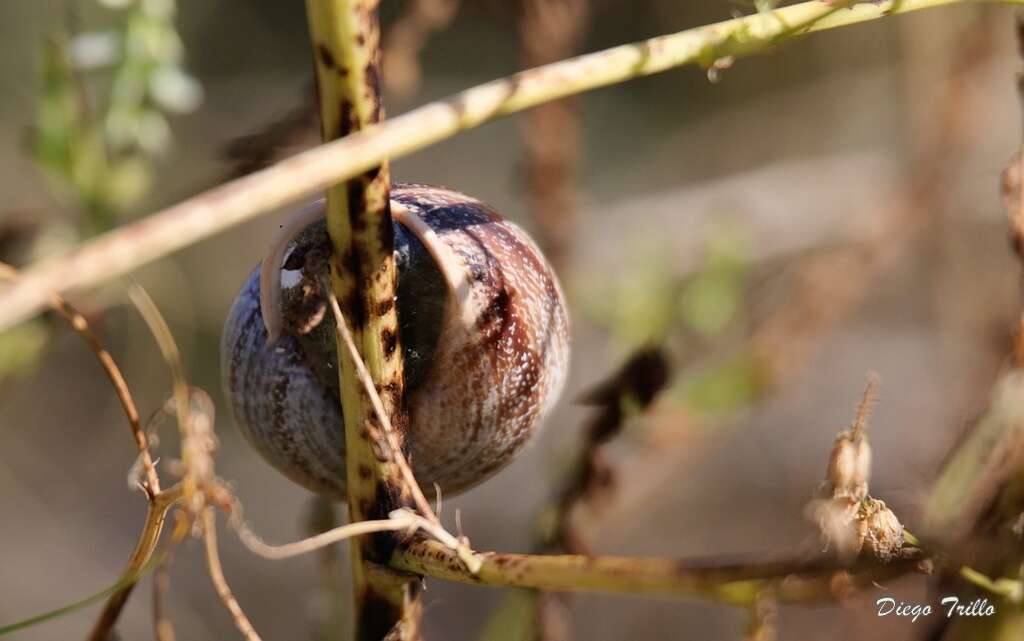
[[221, 183, 570, 500]]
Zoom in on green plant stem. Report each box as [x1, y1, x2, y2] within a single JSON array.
[[305, 1, 420, 640], [2, 0, 1019, 330], [390, 539, 924, 606]]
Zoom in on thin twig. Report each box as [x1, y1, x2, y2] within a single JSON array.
[[322, 277, 436, 522], [236, 512, 419, 561], [0, 263, 177, 641], [152, 555, 177, 641], [202, 509, 262, 641], [511, 348, 669, 639], [2, 0, 1005, 331], [518, 0, 589, 272], [235, 507, 480, 572], [128, 286, 217, 518]]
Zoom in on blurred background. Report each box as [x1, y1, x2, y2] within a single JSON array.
[[1, 1, 1022, 640]]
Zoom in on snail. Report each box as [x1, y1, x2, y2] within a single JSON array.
[[221, 183, 570, 500]]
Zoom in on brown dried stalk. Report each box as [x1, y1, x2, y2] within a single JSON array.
[[127, 287, 260, 640], [202, 509, 262, 641]]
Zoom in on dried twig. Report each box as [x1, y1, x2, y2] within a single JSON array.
[[0, 263, 177, 640], [202, 509, 262, 641], [152, 556, 177, 641], [127, 287, 250, 639], [541, 348, 671, 556], [237, 513, 420, 561], [0, 263, 159, 496], [127, 286, 212, 517], [2, 0, 987, 332]]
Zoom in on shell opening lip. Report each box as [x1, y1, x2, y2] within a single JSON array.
[[259, 200, 436, 344], [259, 201, 326, 345]]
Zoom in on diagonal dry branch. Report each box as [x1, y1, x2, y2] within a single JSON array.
[[4, 0, 1019, 331]]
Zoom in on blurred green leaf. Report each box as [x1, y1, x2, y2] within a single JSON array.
[[681, 354, 762, 415], [28, 0, 200, 238], [0, 322, 49, 385], [679, 226, 749, 337], [475, 590, 540, 641], [581, 223, 750, 357], [580, 240, 678, 350]]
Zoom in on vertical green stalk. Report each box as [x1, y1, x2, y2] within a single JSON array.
[[305, 2, 419, 640]]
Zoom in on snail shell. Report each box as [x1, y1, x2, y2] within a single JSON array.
[[221, 183, 570, 500]]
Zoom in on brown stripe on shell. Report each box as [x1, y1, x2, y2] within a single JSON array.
[[221, 184, 570, 499], [390, 184, 570, 494]]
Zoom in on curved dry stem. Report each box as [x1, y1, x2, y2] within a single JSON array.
[[233, 507, 479, 571], [235, 512, 419, 561], [127, 286, 211, 514], [0, 263, 160, 496], [3, 0, 1018, 331], [86, 485, 184, 641], [0, 263, 176, 640]]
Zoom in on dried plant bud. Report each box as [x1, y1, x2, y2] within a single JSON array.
[[820, 375, 877, 500], [859, 499, 905, 562], [806, 496, 862, 561], [807, 496, 906, 563], [822, 428, 872, 500]]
